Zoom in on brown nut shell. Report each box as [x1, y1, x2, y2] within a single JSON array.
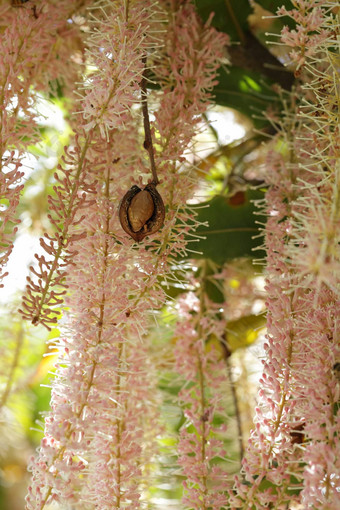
[[119, 183, 165, 242]]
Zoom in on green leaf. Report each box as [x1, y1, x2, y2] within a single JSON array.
[[256, 0, 294, 15], [194, 0, 252, 41], [196, 261, 225, 303], [187, 189, 266, 264], [214, 66, 278, 127], [254, 1, 296, 36]]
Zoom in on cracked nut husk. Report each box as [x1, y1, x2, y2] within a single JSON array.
[[119, 183, 165, 242]]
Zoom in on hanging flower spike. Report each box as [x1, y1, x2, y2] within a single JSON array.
[[20, 0, 159, 328], [154, 2, 229, 165], [277, 4, 340, 507], [175, 289, 229, 510], [81, 0, 162, 139], [26, 0, 165, 505], [26, 0, 231, 508], [19, 133, 97, 329], [0, 1, 88, 289], [149, 0, 229, 262], [0, 153, 24, 286], [26, 140, 157, 509], [232, 2, 340, 508]]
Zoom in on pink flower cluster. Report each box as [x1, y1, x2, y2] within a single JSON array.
[[230, 147, 304, 509], [154, 2, 229, 164], [232, 3, 340, 508], [26, 1, 230, 508], [81, 0, 160, 138], [20, 0, 158, 328], [26, 133, 159, 509], [278, 0, 330, 71], [19, 134, 97, 329], [0, 0, 88, 287], [175, 292, 229, 510], [293, 288, 340, 508], [150, 0, 230, 263], [0, 153, 24, 285]]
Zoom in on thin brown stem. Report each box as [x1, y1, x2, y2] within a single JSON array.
[[224, 0, 246, 44], [0, 326, 24, 409], [141, 55, 159, 185], [225, 356, 244, 462], [197, 353, 208, 508]]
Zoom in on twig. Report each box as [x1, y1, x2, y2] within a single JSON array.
[[224, 0, 246, 44], [141, 55, 159, 185], [225, 355, 244, 462], [0, 326, 24, 409], [228, 31, 295, 91], [203, 112, 220, 143]]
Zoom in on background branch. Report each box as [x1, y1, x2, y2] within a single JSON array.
[[228, 31, 294, 91]]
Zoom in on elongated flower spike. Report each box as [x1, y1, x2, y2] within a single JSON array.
[[26, 1, 230, 508], [175, 288, 230, 510], [0, 0, 88, 290], [231, 2, 340, 508], [0, 154, 24, 286]]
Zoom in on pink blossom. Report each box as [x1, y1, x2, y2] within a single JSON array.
[[0, 1, 88, 287], [153, 1, 229, 167], [26, 145, 161, 508], [81, 0, 161, 138], [26, 1, 230, 508], [19, 132, 97, 329], [278, 1, 330, 71], [175, 291, 229, 509], [0, 153, 24, 285], [232, 2, 340, 506]]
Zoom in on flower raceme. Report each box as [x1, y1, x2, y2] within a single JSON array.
[[175, 291, 230, 510], [0, 0, 87, 288], [25, 1, 230, 508], [0, 153, 24, 286], [20, 0, 161, 328], [232, 3, 340, 508], [19, 134, 97, 329]]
